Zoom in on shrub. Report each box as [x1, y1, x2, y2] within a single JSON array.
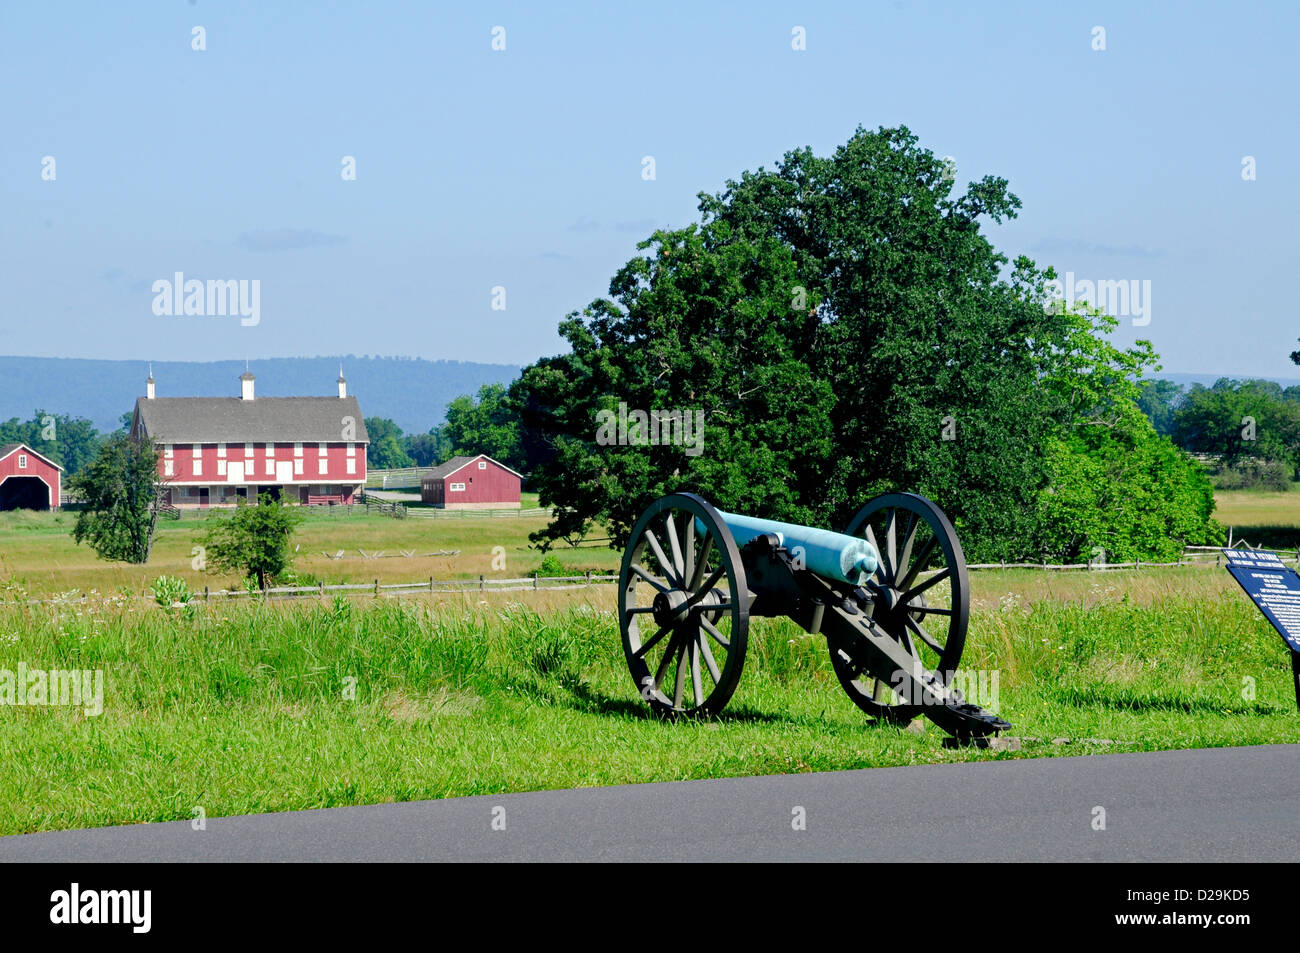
[[150, 575, 192, 610]]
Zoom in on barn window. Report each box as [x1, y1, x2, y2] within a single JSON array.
[[346, 444, 356, 457], [164, 460, 174, 476], [449, 482, 466, 492], [192, 444, 202, 458], [294, 443, 303, 457], [294, 459, 304, 475], [346, 459, 356, 475], [478, 461, 487, 470], [265, 458, 274, 475], [217, 460, 227, 476], [319, 457, 328, 475], [245, 443, 253, 458], [18, 454, 27, 469], [318, 443, 327, 457], [164, 444, 174, 459], [217, 443, 226, 459], [194, 460, 202, 476], [265, 443, 274, 454]]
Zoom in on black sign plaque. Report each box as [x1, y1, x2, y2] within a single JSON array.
[[1222, 548, 1300, 711]]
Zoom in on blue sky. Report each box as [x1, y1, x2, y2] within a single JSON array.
[[2, 1, 1296, 377]]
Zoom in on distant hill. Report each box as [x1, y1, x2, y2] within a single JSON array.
[[0, 356, 521, 435], [1157, 372, 1300, 391]]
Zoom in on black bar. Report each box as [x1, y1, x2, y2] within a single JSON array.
[[1291, 649, 1300, 713]]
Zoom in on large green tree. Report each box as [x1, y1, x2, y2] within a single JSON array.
[[514, 126, 1177, 559], [68, 433, 165, 564]]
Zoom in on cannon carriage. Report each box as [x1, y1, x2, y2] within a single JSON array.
[[617, 492, 1009, 739]]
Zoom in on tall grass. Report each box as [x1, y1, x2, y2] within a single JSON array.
[[0, 582, 1296, 835]]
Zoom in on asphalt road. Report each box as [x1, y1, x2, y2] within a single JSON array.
[[3, 744, 1296, 862]]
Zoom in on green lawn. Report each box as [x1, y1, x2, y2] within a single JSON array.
[[1, 568, 1296, 835]]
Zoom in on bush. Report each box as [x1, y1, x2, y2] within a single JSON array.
[[1037, 410, 1224, 563], [536, 553, 568, 577]]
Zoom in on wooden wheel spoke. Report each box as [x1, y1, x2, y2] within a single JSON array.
[[633, 623, 672, 660], [896, 534, 938, 593], [912, 605, 953, 618], [631, 563, 672, 594], [664, 514, 686, 581], [643, 528, 680, 587], [902, 566, 950, 602], [864, 525, 885, 581], [701, 617, 730, 649], [688, 533, 713, 591], [683, 517, 696, 591], [673, 639, 688, 709], [685, 566, 726, 608], [689, 638, 704, 707], [896, 513, 918, 583], [697, 630, 721, 683], [903, 614, 944, 655], [625, 605, 657, 615], [883, 510, 898, 583], [652, 630, 680, 690]]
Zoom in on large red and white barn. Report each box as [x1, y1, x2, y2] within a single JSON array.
[[0, 443, 63, 510], [130, 370, 369, 508], [421, 454, 522, 509]]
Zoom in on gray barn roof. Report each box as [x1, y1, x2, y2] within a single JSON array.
[[425, 455, 478, 480], [424, 454, 524, 481], [134, 396, 369, 444]]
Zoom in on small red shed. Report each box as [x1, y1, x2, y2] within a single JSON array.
[[421, 454, 522, 509], [0, 444, 63, 510]]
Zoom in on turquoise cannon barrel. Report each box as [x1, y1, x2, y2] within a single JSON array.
[[698, 511, 879, 585]]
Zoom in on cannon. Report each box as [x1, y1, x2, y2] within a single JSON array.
[[617, 492, 1010, 739]]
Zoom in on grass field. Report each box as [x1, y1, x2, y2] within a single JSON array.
[[0, 506, 621, 600], [1, 492, 1297, 836], [1212, 485, 1300, 549]]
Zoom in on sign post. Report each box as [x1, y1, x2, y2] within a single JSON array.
[[1221, 548, 1300, 712]]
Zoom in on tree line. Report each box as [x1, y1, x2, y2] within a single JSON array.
[[1139, 378, 1300, 491]]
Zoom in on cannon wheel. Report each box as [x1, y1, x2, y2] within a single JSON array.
[[619, 493, 749, 717], [831, 493, 971, 725]]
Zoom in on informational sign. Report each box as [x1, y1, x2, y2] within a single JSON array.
[[1222, 548, 1300, 712]]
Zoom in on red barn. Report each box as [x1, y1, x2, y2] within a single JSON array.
[[421, 454, 522, 509], [0, 444, 63, 510], [129, 368, 369, 509]]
